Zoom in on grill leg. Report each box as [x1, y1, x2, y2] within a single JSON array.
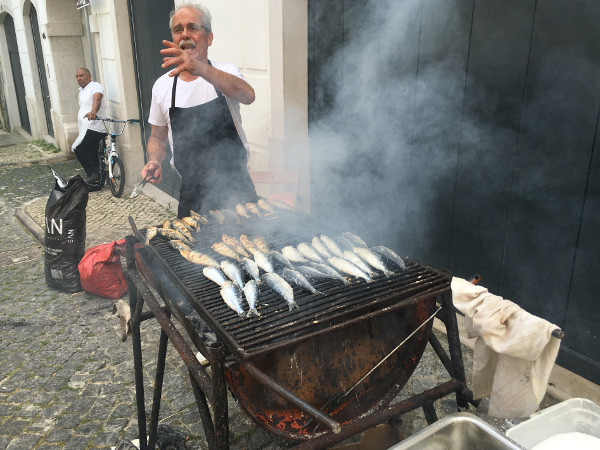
[[422, 400, 438, 425], [188, 370, 216, 450], [209, 342, 229, 450], [148, 323, 170, 449], [439, 292, 469, 409]]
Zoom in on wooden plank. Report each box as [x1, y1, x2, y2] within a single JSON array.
[[501, 0, 600, 326], [448, 0, 536, 291]]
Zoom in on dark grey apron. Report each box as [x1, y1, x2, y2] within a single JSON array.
[[170, 65, 257, 218]]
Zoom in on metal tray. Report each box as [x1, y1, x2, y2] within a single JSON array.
[[390, 412, 525, 450]]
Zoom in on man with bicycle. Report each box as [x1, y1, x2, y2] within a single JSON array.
[[142, 2, 258, 218], [72, 67, 107, 190]]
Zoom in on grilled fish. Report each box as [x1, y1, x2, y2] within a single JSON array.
[[243, 280, 260, 317], [145, 226, 158, 245], [337, 235, 356, 252], [328, 257, 373, 283], [169, 239, 190, 252], [269, 250, 295, 270], [235, 203, 253, 219], [162, 218, 173, 229], [320, 234, 344, 257], [212, 242, 242, 261], [189, 210, 209, 224], [180, 248, 219, 267], [181, 216, 200, 232], [297, 242, 325, 263], [353, 247, 394, 277], [240, 234, 259, 255], [282, 245, 308, 263], [221, 209, 242, 225], [261, 273, 298, 311], [171, 220, 194, 241], [312, 236, 332, 258], [254, 250, 275, 273], [222, 234, 250, 258], [307, 262, 350, 285], [253, 236, 271, 254], [282, 268, 323, 295], [157, 227, 192, 245], [220, 281, 245, 316], [341, 232, 368, 248], [221, 260, 245, 289], [257, 198, 275, 214], [209, 209, 226, 225], [296, 265, 345, 285], [241, 257, 261, 284], [245, 202, 261, 216], [267, 198, 293, 210], [203, 266, 228, 286], [343, 250, 375, 276], [371, 246, 406, 271]]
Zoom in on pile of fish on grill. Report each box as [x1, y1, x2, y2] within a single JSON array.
[[144, 198, 406, 318]]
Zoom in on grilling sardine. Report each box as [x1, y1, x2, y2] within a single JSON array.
[[261, 273, 298, 311], [157, 227, 192, 245], [221, 260, 245, 289], [243, 280, 260, 317], [221, 209, 242, 225], [245, 202, 261, 216], [254, 251, 275, 273], [145, 226, 158, 245], [311, 236, 332, 258], [212, 242, 242, 261], [282, 268, 323, 295], [328, 257, 373, 283], [171, 220, 194, 241], [169, 239, 190, 252], [203, 266, 228, 286], [180, 249, 219, 267], [343, 250, 375, 276], [297, 265, 346, 285], [240, 234, 258, 255], [222, 234, 250, 258], [257, 198, 274, 214], [282, 246, 308, 263], [371, 246, 406, 271], [307, 262, 350, 285], [267, 198, 293, 210], [190, 210, 209, 224], [253, 236, 271, 253], [269, 250, 295, 270], [353, 247, 394, 277], [220, 281, 245, 316], [235, 203, 252, 219], [209, 210, 226, 224], [181, 216, 200, 232], [241, 258, 261, 284], [297, 242, 325, 263], [341, 232, 368, 248], [320, 234, 344, 257]]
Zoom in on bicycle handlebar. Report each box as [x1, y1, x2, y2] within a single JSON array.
[[95, 117, 140, 137], [96, 117, 140, 124]]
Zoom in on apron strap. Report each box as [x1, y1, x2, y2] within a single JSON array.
[[170, 60, 223, 108]]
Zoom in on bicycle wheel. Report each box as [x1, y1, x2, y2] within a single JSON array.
[[109, 155, 125, 197]]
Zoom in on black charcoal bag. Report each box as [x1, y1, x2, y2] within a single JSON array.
[[44, 169, 88, 292]]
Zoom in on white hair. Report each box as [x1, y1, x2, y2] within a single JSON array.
[[169, 2, 212, 33]]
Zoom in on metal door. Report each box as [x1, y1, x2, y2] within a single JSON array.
[[30, 6, 53, 138], [4, 14, 30, 133]]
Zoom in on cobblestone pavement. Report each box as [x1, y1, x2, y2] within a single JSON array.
[[0, 133, 557, 449]]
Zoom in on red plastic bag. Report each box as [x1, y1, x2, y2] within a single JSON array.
[[78, 239, 128, 299]]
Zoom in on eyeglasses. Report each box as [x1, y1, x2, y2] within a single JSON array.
[[171, 23, 208, 35]]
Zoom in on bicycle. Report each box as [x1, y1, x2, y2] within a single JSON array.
[[96, 117, 140, 198]]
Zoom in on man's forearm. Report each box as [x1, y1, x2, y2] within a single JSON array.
[[198, 64, 255, 105], [146, 135, 167, 165]]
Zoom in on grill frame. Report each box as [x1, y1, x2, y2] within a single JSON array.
[[125, 215, 476, 449]]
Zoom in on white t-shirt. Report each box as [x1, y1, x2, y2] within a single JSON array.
[[148, 61, 249, 167], [72, 81, 106, 151], [78, 81, 106, 134]]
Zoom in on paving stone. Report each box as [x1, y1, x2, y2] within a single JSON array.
[[5, 433, 43, 449]]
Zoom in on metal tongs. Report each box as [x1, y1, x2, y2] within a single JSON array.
[[130, 172, 157, 199]]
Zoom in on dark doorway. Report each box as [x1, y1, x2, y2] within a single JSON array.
[[4, 14, 30, 133], [128, 0, 180, 199], [30, 5, 53, 138]]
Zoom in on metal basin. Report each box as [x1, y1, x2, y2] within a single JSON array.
[[391, 412, 525, 450]]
